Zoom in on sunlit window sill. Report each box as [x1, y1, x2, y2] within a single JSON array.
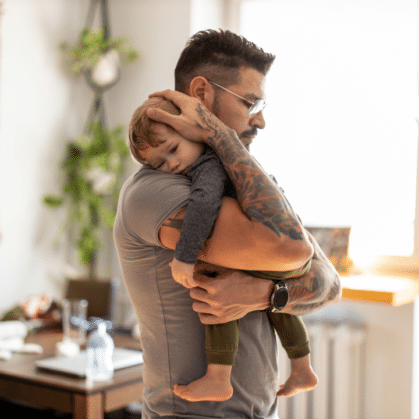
[[340, 273, 419, 306]]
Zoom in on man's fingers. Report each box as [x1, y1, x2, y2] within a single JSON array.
[[189, 286, 209, 302], [148, 89, 174, 99], [198, 312, 226, 325], [148, 89, 189, 107], [190, 278, 217, 295], [146, 107, 176, 125]]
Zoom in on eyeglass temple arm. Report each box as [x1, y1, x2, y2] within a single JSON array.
[[209, 80, 255, 106]]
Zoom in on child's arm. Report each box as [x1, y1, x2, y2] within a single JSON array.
[[171, 152, 227, 288]]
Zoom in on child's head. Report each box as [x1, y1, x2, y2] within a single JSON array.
[[129, 97, 204, 174]]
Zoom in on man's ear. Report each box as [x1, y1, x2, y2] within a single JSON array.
[[188, 77, 215, 110]]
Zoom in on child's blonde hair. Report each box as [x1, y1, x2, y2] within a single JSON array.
[[129, 97, 181, 164]]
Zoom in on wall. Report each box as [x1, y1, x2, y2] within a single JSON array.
[[0, 0, 89, 309], [0, 0, 229, 313], [0, 0, 198, 311]]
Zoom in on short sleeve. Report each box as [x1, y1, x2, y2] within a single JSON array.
[[116, 167, 192, 247]]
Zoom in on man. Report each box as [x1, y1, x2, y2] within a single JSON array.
[[114, 30, 341, 419]]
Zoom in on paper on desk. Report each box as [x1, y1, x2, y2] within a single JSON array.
[[0, 337, 43, 360], [0, 321, 28, 340]]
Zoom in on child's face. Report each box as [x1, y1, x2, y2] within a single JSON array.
[[142, 123, 205, 174]]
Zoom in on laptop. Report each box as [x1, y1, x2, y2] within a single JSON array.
[[36, 347, 143, 377]]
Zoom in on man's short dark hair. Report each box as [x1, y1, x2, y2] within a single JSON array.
[[175, 29, 275, 93]]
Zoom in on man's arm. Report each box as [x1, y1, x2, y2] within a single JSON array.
[[148, 90, 313, 270], [187, 229, 341, 324], [160, 205, 341, 324], [149, 90, 340, 323], [281, 229, 342, 316], [161, 197, 310, 271]]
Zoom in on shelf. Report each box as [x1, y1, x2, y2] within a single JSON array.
[[341, 274, 419, 306]]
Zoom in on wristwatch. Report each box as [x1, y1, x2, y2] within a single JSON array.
[[267, 280, 289, 312]]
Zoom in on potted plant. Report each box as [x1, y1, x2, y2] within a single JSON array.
[[44, 7, 139, 318], [44, 118, 129, 277], [60, 28, 139, 89], [44, 119, 130, 318]]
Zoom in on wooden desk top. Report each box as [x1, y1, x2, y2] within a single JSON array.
[[0, 330, 143, 395]]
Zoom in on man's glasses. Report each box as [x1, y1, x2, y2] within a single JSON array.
[[208, 80, 267, 116]]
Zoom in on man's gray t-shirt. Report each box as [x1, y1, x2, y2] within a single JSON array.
[[113, 167, 280, 419]]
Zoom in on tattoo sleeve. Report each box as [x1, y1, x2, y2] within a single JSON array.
[[281, 230, 342, 315], [195, 103, 304, 241]]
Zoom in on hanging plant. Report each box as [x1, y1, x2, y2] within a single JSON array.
[[44, 0, 137, 283], [43, 118, 129, 279], [60, 28, 139, 76]]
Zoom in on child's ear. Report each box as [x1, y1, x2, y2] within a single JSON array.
[[189, 77, 215, 109]]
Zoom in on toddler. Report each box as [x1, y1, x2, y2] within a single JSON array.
[[128, 97, 318, 402]]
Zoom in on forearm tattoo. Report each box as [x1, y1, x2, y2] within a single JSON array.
[[195, 103, 303, 241], [285, 260, 342, 316]]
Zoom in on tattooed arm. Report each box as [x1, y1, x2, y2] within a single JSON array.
[[148, 90, 313, 270], [160, 206, 341, 324], [281, 229, 342, 316], [149, 89, 340, 324]]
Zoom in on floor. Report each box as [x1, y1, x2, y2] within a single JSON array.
[[0, 398, 142, 418]]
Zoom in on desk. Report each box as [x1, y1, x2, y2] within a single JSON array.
[[0, 330, 144, 419]]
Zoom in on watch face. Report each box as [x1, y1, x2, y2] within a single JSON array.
[[273, 287, 289, 310]]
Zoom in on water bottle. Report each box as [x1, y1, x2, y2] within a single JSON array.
[[86, 321, 114, 381]]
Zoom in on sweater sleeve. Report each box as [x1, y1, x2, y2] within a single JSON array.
[[175, 150, 227, 264]]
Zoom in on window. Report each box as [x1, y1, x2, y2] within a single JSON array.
[[239, 0, 418, 269]]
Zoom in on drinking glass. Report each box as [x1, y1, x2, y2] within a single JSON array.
[[62, 299, 88, 344]]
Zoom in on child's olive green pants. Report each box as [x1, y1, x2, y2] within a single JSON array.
[[204, 261, 311, 365]]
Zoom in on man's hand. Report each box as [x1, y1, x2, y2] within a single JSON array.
[[170, 258, 198, 289], [189, 261, 274, 324], [147, 89, 235, 144], [187, 227, 342, 324]]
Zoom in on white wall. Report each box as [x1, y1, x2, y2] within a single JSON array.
[[0, 0, 90, 309], [0, 0, 213, 311], [0, 0, 229, 312]]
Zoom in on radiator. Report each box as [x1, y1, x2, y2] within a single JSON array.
[[277, 320, 366, 419]]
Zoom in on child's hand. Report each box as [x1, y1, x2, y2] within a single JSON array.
[[170, 258, 198, 288]]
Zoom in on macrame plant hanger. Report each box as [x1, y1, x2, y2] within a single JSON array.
[[78, 0, 118, 279], [83, 0, 116, 132]]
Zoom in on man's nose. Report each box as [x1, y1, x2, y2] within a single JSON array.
[[250, 110, 266, 129]]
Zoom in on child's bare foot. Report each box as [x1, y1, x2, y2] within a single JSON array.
[[173, 364, 233, 402], [277, 354, 318, 398]]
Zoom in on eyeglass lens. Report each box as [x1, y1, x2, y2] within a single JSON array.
[[249, 100, 266, 115]]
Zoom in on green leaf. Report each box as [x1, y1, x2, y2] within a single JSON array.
[[43, 195, 63, 208], [60, 28, 140, 75], [78, 227, 98, 265], [43, 115, 130, 273], [100, 206, 116, 228]]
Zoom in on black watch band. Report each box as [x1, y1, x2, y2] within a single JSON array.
[[265, 280, 289, 313]]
